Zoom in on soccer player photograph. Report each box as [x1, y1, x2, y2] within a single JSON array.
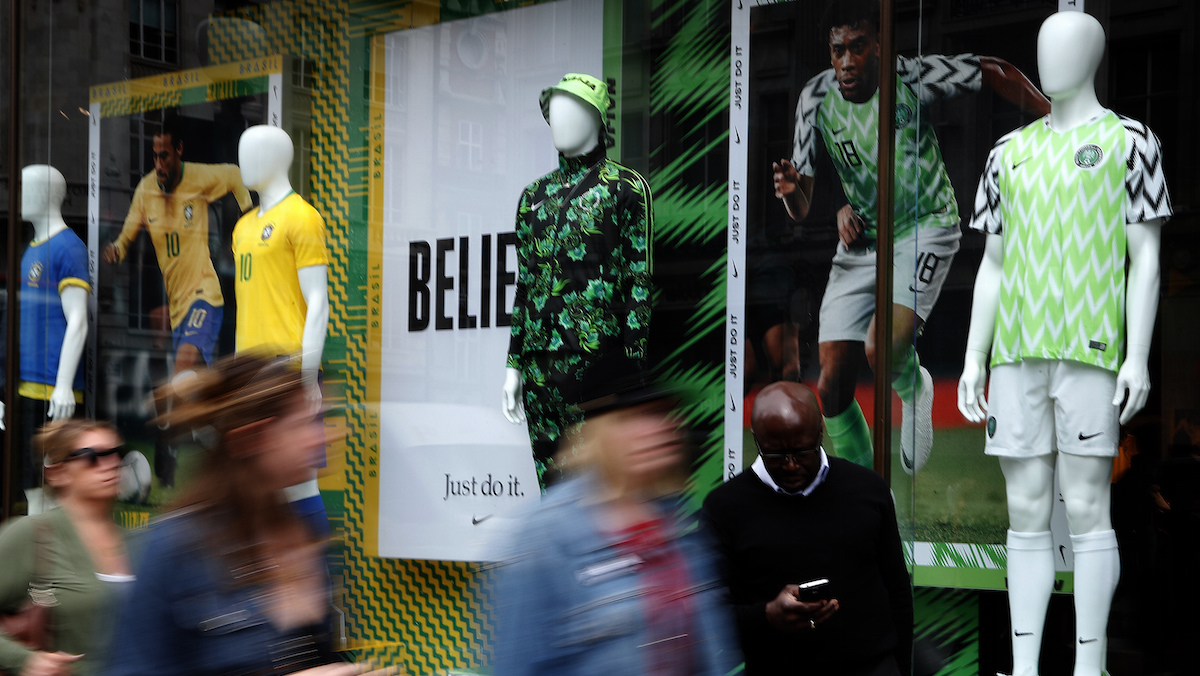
[[103, 112, 252, 486], [770, 0, 1049, 473]]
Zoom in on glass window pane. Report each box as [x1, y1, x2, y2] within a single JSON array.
[[145, 0, 160, 29]]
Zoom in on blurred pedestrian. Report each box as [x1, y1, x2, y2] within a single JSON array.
[[0, 420, 133, 676], [494, 365, 741, 675], [104, 354, 390, 676]]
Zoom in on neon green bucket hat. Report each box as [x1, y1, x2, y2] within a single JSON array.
[[539, 73, 609, 123]]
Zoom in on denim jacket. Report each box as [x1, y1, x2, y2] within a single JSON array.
[[103, 509, 334, 676], [493, 474, 742, 676]]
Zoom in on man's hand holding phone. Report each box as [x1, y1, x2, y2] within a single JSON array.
[[765, 578, 838, 632]]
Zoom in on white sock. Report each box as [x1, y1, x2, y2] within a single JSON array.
[[1007, 530, 1054, 676], [1071, 530, 1119, 676]]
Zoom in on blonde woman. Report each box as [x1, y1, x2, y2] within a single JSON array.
[[494, 367, 741, 675], [0, 420, 132, 676]]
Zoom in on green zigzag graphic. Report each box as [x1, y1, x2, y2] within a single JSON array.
[[646, 0, 731, 506]]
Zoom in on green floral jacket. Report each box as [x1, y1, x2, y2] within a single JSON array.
[[506, 145, 653, 366]]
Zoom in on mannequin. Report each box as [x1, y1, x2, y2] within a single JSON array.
[[502, 74, 653, 487], [500, 94, 601, 423], [957, 12, 1170, 676], [234, 125, 331, 536], [18, 165, 90, 513]]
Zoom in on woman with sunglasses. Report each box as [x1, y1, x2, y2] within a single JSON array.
[[105, 353, 392, 676], [0, 420, 132, 676]]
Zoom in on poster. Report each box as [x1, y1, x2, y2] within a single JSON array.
[[88, 56, 299, 522], [375, 0, 603, 562], [728, 0, 1065, 590]]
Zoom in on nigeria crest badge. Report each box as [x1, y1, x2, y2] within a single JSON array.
[[1074, 144, 1103, 169]]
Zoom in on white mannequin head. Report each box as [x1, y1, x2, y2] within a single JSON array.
[[21, 164, 67, 223], [1037, 11, 1105, 100], [548, 92, 601, 157], [238, 125, 294, 190]]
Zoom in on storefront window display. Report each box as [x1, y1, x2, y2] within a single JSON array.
[[2, 0, 1198, 674]]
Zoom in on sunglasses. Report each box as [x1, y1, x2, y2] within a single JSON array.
[[62, 445, 126, 466]]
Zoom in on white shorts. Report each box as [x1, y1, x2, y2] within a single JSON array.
[[818, 225, 961, 343], [984, 359, 1120, 458]]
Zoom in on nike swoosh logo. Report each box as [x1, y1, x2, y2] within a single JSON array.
[[1059, 545, 1067, 564], [472, 514, 493, 526], [731, 262, 739, 278], [1079, 637, 1098, 644], [1078, 431, 1103, 441], [148, 217, 158, 223], [1014, 631, 1034, 637], [1011, 157, 1032, 170], [728, 394, 737, 412], [908, 284, 918, 293], [901, 452, 913, 471], [734, 128, 741, 144], [530, 198, 548, 211], [831, 127, 846, 136]]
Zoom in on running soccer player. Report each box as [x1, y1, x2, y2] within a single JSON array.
[[104, 113, 251, 485], [771, 0, 1050, 472]]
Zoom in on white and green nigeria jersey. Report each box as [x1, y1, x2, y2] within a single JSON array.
[[970, 111, 1172, 372], [793, 54, 981, 241]]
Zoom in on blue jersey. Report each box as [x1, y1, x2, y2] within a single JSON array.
[[19, 228, 90, 394]]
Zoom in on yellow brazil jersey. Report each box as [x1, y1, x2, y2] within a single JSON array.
[[232, 192, 329, 356], [114, 163, 251, 327]]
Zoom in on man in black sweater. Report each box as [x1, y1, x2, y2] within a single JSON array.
[[702, 382, 913, 675]]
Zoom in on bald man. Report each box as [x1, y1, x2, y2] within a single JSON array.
[[702, 382, 913, 676]]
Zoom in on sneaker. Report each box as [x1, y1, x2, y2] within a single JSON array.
[[900, 366, 934, 475]]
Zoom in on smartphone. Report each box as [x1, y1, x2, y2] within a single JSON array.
[[796, 578, 830, 602]]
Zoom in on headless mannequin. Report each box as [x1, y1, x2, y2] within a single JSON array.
[[237, 126, 330, 524], [20, 165, 89, 512], [957, 12, 1164, 676], [501, 93, 602, 423]]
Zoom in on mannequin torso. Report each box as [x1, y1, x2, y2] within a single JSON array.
[[19, 165, 88, 420], [235, 126, 329, 389]]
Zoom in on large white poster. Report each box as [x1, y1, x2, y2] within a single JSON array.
[[377, 0, 603, 561]]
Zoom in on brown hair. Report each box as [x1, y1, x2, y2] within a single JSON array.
[[36, 418, 120, 466], [155, 352, 312, 568], [36, 419, 121, 496]]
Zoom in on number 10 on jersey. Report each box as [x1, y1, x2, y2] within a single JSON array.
[[239, 253, 252, 281]]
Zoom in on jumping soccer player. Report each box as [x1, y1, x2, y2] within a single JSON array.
[[772, 0, 1049, 472]]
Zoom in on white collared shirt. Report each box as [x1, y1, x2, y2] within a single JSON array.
[[750, 448, 830, 497]]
